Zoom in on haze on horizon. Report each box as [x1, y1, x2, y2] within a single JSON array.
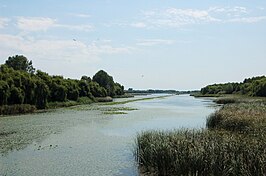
[[0, 0, 265, 90]]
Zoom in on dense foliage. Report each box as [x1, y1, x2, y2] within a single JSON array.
[[200, 76, 266, 97], [0, 55, 124, 111]]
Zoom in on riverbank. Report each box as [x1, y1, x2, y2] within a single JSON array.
[[0, 94, 174, 116], [135, 96, 266, 175]]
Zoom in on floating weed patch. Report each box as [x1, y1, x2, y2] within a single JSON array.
[[103, 111, 127, 115], [101, 95, 173, 105], [102, 107, 138, 115]]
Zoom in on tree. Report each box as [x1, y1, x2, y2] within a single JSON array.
[[114, 82, 124, 95], [66, 79, 79, 101], [0, 80, 10, 105], [89, 81, 107, 97], [35, 80, 49, 109], [92, 70, 115, 96], [5, 55, 35, 73], [8, 87, 25, 104]]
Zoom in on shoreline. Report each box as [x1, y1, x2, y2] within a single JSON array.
[[0, 94, 175, 117]]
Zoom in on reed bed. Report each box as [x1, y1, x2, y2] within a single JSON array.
[[135, 101, 266, 176], [207, 102, 266, 132], [136, 130, 266, 176]]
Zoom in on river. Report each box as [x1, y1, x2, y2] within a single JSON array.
[[0, 94, 216, 176]]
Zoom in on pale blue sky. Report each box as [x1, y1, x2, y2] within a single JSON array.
[[0, 0, 266, 90]]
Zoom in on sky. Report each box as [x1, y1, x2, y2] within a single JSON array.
[[0, 0, 266, 90]]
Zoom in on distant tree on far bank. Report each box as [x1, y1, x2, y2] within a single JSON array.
[[200, 76, 266, 97], [5, 55, 35, 74]]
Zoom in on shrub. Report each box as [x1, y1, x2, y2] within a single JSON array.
[[0, 104, 36, 115]]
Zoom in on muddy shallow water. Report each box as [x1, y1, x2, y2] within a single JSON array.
[[0, 94, 216, 176]]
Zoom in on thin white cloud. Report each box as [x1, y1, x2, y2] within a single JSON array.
[[228, 16, 266, 23], [0, 17, 10, 28], [71, 13, 91, 18], [129, 6, 266, 29], [209, 6, 248, 17], [16, 16, 94, 32], [131, 22, 146, 28], [257, 7, 265, 11], [0, 34, 134, 64], [17, 17, 56, 31], [132, 8, 219, 29], [55, 24, 94, 32], [136, 39, 175, 46]]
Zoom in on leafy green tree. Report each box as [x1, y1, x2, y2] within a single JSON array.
[[89, 81, 107, 97], [35, 80, 49, 109], [0, 80, 10, 105], [66, 79, 79, 101], [81, 76, 91, 83], [5, 55, 35, 73], [78, 80, 91, 97], [114, 82, 124, 95], [8, 87, 25, 104], [92, 70, 115, 96], [251, 79, 266, 97]]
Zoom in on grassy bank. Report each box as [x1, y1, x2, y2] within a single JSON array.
[[135, 97, 266, 176]]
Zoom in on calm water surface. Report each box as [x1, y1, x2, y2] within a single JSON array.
[[0, 94, 216, 176]]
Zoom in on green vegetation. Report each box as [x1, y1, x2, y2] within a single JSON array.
[[0, 55, 125, 115], [0, 104, 36, 115], [102, 107, 137, 115], [135, 97, 266, 176], [207, 101, 266, 132], [135, 129, 266, 176], [200, 76, 266, 97], [101, 95, 172, 105]]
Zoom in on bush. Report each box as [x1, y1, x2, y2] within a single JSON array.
[[214, 98, 237, 104], [0, 104, 36, 115]]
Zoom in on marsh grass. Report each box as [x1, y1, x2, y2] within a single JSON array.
[[214, 98, 237, 104], [207, 102, 266, 132], [136, 130, 266, 176], [135, 100, 266, 176]]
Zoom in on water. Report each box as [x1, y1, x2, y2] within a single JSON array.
[[0, 94, 216, 176]]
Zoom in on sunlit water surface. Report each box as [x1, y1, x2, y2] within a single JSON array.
[[0, 94, 217, 176]]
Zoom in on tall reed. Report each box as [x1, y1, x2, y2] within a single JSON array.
[[135, 101, 266, 175]]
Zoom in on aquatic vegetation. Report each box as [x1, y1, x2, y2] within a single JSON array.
[[135, 129, 266, 176], [135, 101, 266, 175], [102, 107, 138, 115], [103, 111, 127, 115], [101, 95, 173, 105], [207, 102, 266, 132]]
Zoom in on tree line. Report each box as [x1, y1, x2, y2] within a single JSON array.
[[0, 55, 124, 110], [200, 76, 266, 97]]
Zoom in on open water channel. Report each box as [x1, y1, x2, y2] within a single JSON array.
[[0, 94, 217, 176]]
